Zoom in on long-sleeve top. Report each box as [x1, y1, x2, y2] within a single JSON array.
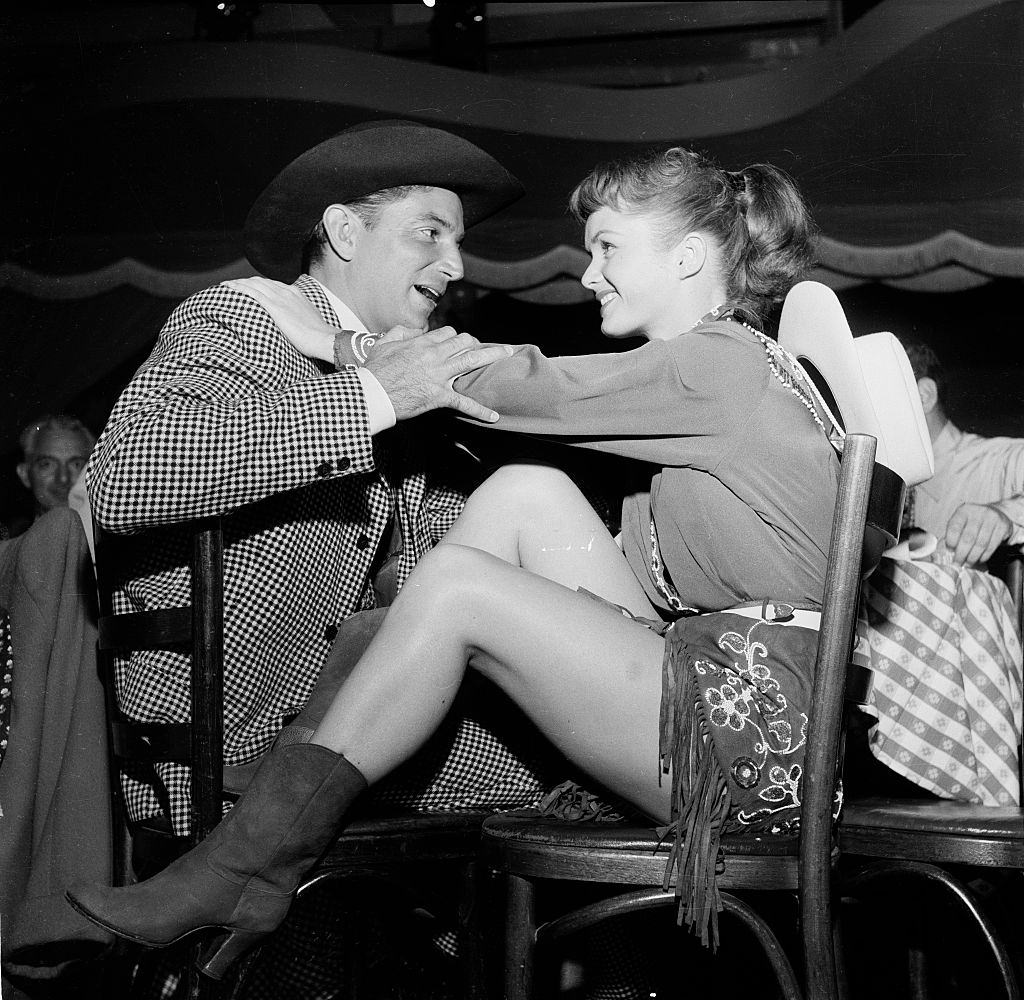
[[459, 318, 840, 612], [913, 420, 1024, 554]]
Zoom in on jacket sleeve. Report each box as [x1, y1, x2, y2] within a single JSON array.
[[455, 326, 761, 465], [87, 283, 377, 533]]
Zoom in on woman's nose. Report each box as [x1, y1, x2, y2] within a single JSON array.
[[581, 258, 602, 290]]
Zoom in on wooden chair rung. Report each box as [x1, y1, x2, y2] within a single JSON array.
[[98, 608, 192, 650]]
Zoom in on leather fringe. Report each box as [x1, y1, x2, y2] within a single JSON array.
[[660, 631, 732, 950]]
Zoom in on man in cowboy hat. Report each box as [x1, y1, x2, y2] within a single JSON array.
[[86, 120, 552, 839]]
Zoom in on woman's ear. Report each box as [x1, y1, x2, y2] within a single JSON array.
[[322, 204, 359, 262], [675, 234, 707, 278]]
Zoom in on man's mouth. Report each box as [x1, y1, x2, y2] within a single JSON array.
[[414, 285, 442, 306]]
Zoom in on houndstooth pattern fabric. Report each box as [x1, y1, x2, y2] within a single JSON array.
[[87, 275, 546, 835]]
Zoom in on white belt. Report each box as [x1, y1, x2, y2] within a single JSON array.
[[712, 605, 822, 631]]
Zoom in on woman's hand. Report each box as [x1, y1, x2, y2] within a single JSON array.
[[225, 277, 336, 363]]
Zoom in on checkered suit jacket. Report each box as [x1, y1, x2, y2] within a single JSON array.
[[88, 275, 547, 833]]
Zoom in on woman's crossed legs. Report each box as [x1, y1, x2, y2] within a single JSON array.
[[313, 464, 672, 823]]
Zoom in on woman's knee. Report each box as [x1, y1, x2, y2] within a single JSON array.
[[406, 543, 500, 608], [472, 463, 581, 515]]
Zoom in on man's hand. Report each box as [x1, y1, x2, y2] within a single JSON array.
[[944, 502, 1013, 566], [365, 325, 512, 423]]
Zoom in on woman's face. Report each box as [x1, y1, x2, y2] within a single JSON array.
[[581, 205, 684, 342]]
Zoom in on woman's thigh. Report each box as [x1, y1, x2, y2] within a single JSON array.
[[438, 548, 672, 822], [443, 463, 658, 619]]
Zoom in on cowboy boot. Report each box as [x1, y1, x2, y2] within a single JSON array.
[[66, 742, 367, 980], [223, 607, 386, 795]]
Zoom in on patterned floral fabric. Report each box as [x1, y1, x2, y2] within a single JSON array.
[[659, 606, 833, 947], [861, 557, 1023, 805]]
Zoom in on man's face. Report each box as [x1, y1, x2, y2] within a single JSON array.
[[17, 427, 93, 514], [344, 187, 465, 334]]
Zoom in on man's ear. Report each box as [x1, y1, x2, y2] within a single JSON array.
[[916, 376, 939, 414], [673, 233, 707, 278], [16, 462, 31, 491], [321, 204, 360, 262]]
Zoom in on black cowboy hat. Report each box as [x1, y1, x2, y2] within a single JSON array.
[[244, 119, 524, 282]]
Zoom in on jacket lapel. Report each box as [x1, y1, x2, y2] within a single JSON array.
[[294, 273, 340, 327]]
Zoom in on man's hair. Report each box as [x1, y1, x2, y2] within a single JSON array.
[[19, 414, 96, 461], [300, 184, 431, 273], [897, 336, 944, 396]]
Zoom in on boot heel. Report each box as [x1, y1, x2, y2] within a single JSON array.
[[197, 928, 267, 980]]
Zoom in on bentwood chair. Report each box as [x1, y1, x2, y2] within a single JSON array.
[[837, 543, 1024, 999], [94, 519, 490, 1000], [482, 432, 903, 1000], [777, 284, 1024, 997]]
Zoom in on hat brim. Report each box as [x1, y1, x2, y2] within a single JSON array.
[[778, 280, 934, 487], [244, 119, 524, 282]]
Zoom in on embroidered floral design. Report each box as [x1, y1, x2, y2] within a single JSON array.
[[696, 619, 819, 835]]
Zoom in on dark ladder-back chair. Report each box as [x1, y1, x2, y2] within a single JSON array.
[[482, 434, 903, 1000], [94, 518, 489, 999], [839, 544, 1024, 999]]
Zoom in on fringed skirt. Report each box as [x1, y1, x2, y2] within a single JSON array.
[[659, 602, 834, 948], [539, 595, 832, 950]]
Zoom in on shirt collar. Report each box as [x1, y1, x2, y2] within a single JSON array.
[[917, 420, 962, 500], [307, 276, 369, 335], [932, 419, 962, 461]]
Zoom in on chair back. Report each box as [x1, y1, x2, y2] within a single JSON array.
[[775, 281, 935, 997], [94, 517, 225, 871], [798, 434, 900, 996], [989, 545, 1024, 640]]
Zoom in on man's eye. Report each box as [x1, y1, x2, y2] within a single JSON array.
[[34, 459, 56, 473], [69, 459, 86, 475], [419, 228, 439, 240]]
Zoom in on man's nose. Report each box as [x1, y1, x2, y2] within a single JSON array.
[[439, 246, 464, 282], [55, 463, 74, 484]]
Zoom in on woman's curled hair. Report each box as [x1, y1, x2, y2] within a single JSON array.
[[570, 146, 818, 326]]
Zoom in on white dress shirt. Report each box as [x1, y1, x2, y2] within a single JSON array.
[[914, 420, 1024, 553]]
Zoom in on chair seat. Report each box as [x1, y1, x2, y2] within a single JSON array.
[[482, 812, 806, 891], [840, 797, 1024, 867], [311, 810, 489, 876]]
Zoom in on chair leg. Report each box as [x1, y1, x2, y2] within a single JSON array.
[[846, 860, 1022, 1000], [505, 874, 536, 1000], [720, 892, 804, 1000], [456, 859, 488, 1000], [832, 906, 850, 1000]]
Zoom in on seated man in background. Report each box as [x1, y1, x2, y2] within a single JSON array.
[[900, 337, 1024, 567], [847, 337, 1024, 808], [12, 414, 94, 543]]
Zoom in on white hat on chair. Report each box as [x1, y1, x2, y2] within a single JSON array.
[[778, 281, 934, 488]]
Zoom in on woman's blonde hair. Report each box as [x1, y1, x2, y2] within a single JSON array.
[[570, 146, 818, 326]]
